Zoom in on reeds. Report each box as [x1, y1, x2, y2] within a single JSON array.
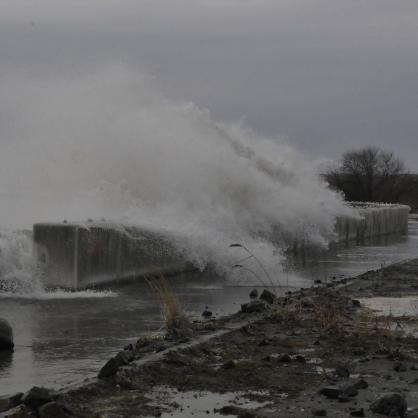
[[145, 273, 190, 338], [230, 243, 279, 293]]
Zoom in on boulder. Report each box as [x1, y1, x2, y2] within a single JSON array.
[[370, 393, 407, 417], [0, 394, 23, 413], [115, 350, 134, 366], [249, 289, 259, 299], [319, 387, 342, 399], [98, 349, 135, 379], [38, 402, 71, 418], [240, 300, 267, 313], [22, 387, 53, 409], [0, 405, 27, 418], [335, 365, 350, 378], [98, 357, 120, 379], [354, 379, 368, 389], [278, 354, 292, 363], [0, 320, 13, 351], [221, 359, 237, 370], [259, 289, 276, 304], [341, 385, 358, 397], [202, 308, 212, 318]]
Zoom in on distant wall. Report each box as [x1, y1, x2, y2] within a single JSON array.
[[335, 203, 410, 244]]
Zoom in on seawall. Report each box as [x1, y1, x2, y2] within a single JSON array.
[[33, 222, 190, 289], [335, 202, 410, 244], [33, 203, 411, 289]]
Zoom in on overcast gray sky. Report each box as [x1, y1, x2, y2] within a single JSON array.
[[1, 0, 417, 168]]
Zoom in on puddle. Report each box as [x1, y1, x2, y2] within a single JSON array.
[[148, 387, 272, 417], [360, 297, 418, 317]]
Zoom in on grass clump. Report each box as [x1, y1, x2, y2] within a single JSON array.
[[145, 273, 192, 340]]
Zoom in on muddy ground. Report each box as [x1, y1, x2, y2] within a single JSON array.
[[4, 259, 418, 418]]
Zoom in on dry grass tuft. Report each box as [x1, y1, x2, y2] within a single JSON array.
[[145, 273, 191, 338], [312, 303, 347, 334]]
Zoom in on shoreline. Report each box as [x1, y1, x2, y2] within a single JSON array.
[[3, 259, 418, 417]]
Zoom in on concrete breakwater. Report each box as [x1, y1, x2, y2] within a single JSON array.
[[33, 222, 190, 290], [335, 203, 410, 244], [33, 203, 410, 289]]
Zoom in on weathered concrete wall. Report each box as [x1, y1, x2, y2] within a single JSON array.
[[335, 203, 410, 244], [33, 203, 410, 289], [33, 223, 188, 289]]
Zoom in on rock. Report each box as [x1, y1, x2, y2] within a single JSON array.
[[314, 280, 322, 285], [221, 360, 237, 369], [249, 289, 259, 299], [278, 354, 292, 363], [354, 379, 369, 389], [319, 387, 342, 399], [240, 300, 267, 313], [301, 297, 315, 308], [136, 337, 151, 349], [370, 393, 407, 417], [0, 319, 13, 351], [215, 405, 257, 417], [312, 409, 327, 416], [295, 355, 306, 363], [342, 385, 358, 397], [99, 349, 135, 379], [202, 308, 212, 318], [38, 402, 71, 418], [337, 395, 351, 403], [394, 362, 407, 372], [259, 289, 276, 304], [22, 387, 53, 409], [335, 365, 350, 378], [0, 405, 27, 418], [262, 354, 279, 362], [350, 408, 365, 417], [115, 350, 134, 365], [0, 394, 23, 413], [98, 357, 120, 379], [352, 299, 361, 307]]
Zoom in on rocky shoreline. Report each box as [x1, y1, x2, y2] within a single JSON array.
[[3, 259, 418, 417]]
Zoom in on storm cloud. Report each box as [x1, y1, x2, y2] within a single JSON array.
[[0, 0, 417, 167]]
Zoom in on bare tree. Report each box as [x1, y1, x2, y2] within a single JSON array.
[[325, 147, 410, 202]]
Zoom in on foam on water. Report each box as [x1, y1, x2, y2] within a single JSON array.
[[0, 229, 117, 298], [0, 288, 117, 300], [0, 65, 352, 292]]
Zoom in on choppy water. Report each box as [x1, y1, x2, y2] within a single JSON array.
[[0, 216, 417, 396]]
